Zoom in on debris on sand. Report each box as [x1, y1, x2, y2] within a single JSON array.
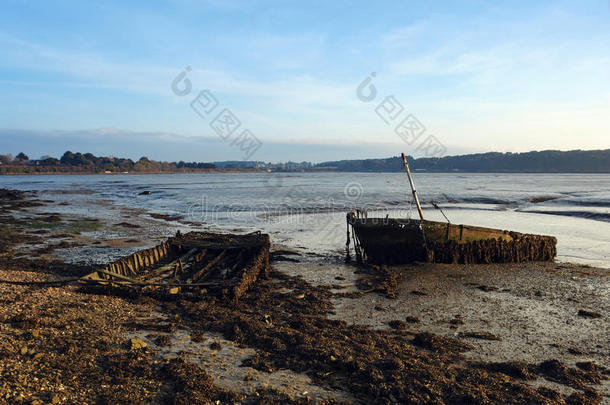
[[270, 249, 302, 263], [576, 361, 610, 376], [412, 332, 474, 354], [154, 335, 172, 347], [388, 320, 408, 330], [449, 314, 464, 328], [37, 214, 62, 223], [0, 188, 26, 200], [477, 284, 498, 292], [537, 359, 602, 390], [0, 188, 41, 210], [114, 222, 141, 228], [411, 289, 428, 296], [459, 331, 502, 341], [471, 361, 537, 380], [577, 309, 602, 318], [355, 265, 404, 298], [160, 357, 242, 404], [149, 212, 183, 221]]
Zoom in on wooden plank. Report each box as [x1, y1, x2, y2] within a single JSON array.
[[188, 250, 227, 283]]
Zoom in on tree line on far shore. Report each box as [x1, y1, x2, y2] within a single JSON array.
[[2, 148, 610, 174], [0, 151, 216, 174], [316, 149, 610, 173]]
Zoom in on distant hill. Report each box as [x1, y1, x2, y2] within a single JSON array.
[[315, 149, 610, 173]]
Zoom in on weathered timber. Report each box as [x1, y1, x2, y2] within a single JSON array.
[[188, 250, 227, 283], [348, 216, 557, 265], [80, 231, 270, 301], [139, 248, 198, 282]]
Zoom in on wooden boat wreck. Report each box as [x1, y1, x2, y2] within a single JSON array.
[[347, 214, 557, 265], [346, 154, 557, 265], [81, 231, 270, 301]]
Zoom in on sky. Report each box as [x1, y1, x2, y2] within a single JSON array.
[[0, 0, 609, 162]]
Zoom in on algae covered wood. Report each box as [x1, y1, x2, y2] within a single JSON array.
[[348, 215, 557, 265]]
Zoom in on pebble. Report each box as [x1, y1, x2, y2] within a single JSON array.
[[129, 338, 148, 350]]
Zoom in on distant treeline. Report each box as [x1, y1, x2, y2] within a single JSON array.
[[2, 148, 609, 174], [0, 151, 216, 174], [315, 149, 610, 173]]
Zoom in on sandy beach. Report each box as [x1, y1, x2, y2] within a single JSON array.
[[0, 189, 608, 404]]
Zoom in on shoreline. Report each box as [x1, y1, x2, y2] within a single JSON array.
[[0, 188, 608, 404], [3, 170, 610, 176], [0, 169, 263, 176]]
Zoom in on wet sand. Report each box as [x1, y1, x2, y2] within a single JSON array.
[[0, 189, 608, 404], [282, 259, 609, 398]]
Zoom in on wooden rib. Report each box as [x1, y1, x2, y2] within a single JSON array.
[[188, 250, 227, 283], [194, 249, 208, 263], [138, 248, 198, 282]]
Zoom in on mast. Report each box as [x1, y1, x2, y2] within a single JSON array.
[[401, 153, 424, 221]]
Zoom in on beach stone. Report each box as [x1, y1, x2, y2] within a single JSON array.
[[129, 337, 147, 350]]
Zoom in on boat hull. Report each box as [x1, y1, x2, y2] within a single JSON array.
[[81, 231, 270, 301], [348, 217, 557, 265]]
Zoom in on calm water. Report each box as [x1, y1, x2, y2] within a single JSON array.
[[2, 173, 609, 268]]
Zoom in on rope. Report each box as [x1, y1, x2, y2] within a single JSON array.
[[431, 201, 451, 224]]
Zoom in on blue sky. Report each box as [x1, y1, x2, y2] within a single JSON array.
[[0, 0, 609, 162]]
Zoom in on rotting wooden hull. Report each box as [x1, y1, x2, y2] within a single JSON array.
[[348, 217, 557, 265], [80, 231, 270, 301]]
